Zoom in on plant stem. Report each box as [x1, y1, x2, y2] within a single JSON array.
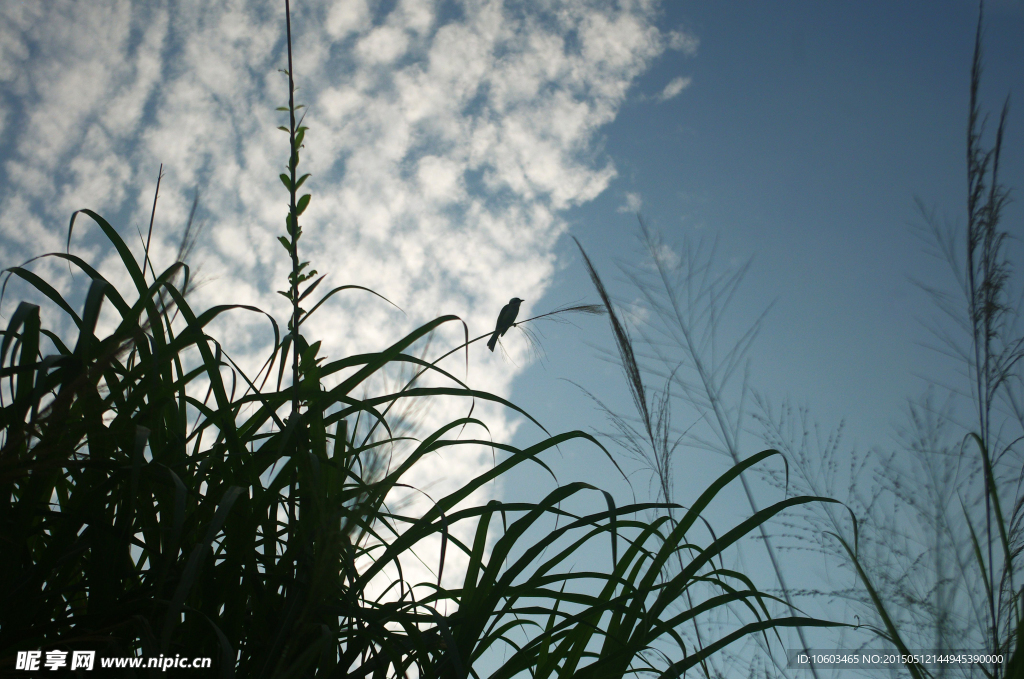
[[285, 0, 300, 420]]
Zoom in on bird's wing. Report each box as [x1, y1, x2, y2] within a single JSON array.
[[497, 306, 515, 335]]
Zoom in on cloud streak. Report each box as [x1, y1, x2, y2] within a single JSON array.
[[658, 75, 692, 101]]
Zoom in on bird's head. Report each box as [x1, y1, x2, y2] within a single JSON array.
[[510, 297, 524, 306]]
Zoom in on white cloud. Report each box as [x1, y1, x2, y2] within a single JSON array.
[[0, 0, 693, 593], [417, 155, 464, 204], [655, 242, 680, 269], [658, 75, 692, 101], [395, 0, 435, 35], [355, 25, 410, 64], [326, 0, 371, 38], [0, 5, 35, 84], [668, 29, 699, 56], [617, 191, 642, 213]]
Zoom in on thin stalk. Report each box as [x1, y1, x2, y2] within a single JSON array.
[[283, 0, 300, 587], [642, 223, 820, 679], [965, 9, 994, 656], [285, 0, 300, 419], [143, 163, 163, 283]]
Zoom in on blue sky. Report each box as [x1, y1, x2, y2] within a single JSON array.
[[1, 0, 1023, 669], [525, 0, 1023, 454], [501, 0, 1024, 664], [508, 0, 1024, 489]]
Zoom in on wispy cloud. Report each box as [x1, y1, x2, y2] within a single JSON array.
[[667, 29, 699, 56], [658, 75, 692, 101], [617, 191, 642, 213]]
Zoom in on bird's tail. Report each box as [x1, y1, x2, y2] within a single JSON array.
[[487, 332, 498, 351]]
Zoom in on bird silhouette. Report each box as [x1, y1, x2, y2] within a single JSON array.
[[487, 298, 524, 352]]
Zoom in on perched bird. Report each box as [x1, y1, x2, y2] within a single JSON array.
[[487, 297, 524, 352]]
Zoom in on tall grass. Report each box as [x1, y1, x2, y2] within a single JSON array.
[[857, 6, 1021, 674], [578, 218, 843, 678], [0, 2, 838, 676], [748, 4, 1022, 678], [584, 5, 1024, 677]]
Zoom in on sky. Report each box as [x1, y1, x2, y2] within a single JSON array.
[[2, 0, 1023, 669]]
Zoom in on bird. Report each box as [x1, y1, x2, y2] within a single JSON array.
[[487, 297, 524, 352]]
